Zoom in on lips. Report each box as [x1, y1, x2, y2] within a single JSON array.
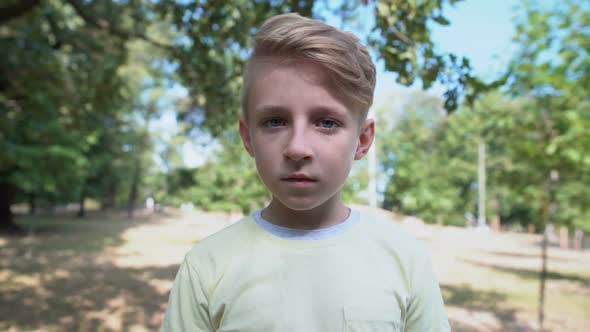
[[281, 174, 318, 188], [281, 174, 317, 182]]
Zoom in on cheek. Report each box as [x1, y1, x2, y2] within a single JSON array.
[[320, 139, 357, 167], [252, 141, 278, 171], [254, 139, 278, 158], [254, 157, 274, 184], [333, 135, 359, 157]]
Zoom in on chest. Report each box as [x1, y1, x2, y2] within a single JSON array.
[[208, 246, 410, 331]]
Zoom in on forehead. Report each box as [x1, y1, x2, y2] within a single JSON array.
[[246, 60, 351, 117]]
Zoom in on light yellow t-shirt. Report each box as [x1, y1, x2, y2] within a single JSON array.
[[161, 211, 450, 331]]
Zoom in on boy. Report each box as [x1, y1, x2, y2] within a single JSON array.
[[162, 13, 450, 331]]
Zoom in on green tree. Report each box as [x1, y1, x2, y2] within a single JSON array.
[[370, 0, 502, 111], [175, 127, 269, 214], [378, 91, 473, 225], [491, 1, 589, 327], [0, 1, 168, 228], [1, 0, 494, 129], [379, 87, 589, 232], [508, 0, 590, 232], [0, 0, 134, 230], [0, 0, 502, 229]]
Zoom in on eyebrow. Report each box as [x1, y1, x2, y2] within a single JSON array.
[[310, 106, 348, 118], [253, 105, 290, 118], [253, 104, 348, 119]]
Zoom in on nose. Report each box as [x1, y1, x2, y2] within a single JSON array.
[[283, 127, 313, 161]]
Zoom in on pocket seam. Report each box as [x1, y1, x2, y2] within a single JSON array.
[[343, 305, 401, 322], [342, 306, 402, 331]]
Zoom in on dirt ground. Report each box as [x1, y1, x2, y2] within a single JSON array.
[[1, 207, 589, 331]]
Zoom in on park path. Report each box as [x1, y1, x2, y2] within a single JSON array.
[[123, 206, 590, 331], [1, 207, 589, 331]]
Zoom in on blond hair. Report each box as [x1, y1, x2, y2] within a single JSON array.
[[242, 13, 376, 118]]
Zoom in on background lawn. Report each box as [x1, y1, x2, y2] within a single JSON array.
[[1, 208, 588, 332]]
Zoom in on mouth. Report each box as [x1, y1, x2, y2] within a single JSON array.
[[281, 174, 317, 182], [281, 174, 317, 184]]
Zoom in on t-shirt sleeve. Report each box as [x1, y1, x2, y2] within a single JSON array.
[[404, 245, 450, 332], [161, 258, 213, 332]]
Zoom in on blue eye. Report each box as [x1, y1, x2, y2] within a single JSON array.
[[265, 118, 286, 127], [319, 119, 338, 129]]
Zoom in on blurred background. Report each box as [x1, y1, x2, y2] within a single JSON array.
[[1, 0, 589, 331]]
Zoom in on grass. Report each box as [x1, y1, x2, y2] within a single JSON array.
[[419, 224, 590, 331], [1, 208, 589, 331]]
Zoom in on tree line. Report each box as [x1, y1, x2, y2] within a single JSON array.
[[1, 0, 588, 237]]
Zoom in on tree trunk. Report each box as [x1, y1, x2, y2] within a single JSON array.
[[477, 139, 487, 227], [538, 227, 548, 330], [77, 184, 86, 218], [0, 181, 21, 233], [538, 169, 558, 331], [127, 162, 141, 220], [47, 194, 56, 215], [101, 181, 117, 210], [491, 194, 501, 232], [0, 0, 41, 24], [574, 228, 584, 251], [28, 193, 36, 215]]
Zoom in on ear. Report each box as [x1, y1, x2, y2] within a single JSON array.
[[354, 119, 375, 160], [239, 117, 255, 157]]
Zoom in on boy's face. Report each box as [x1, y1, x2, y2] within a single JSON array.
[[239, 61, 374, 213]]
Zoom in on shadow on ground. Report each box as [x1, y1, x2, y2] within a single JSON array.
[[5, 210, 158, 253], [0, 260, 177, 331], [480, 249, 583, 263], [463, 259, 590, 287], [442, 284, 529, 332], [0, 211, 178, 331]]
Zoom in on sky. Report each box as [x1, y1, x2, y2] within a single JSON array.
[[431, 0, 519, 80], [158, 1, 530, 168], [373, 0, 521, 108]]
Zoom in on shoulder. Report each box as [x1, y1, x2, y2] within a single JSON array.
[[358, 210, 443, 300], [360, 210, 428, 256], [357, 209, 433, 286], [183, 216, 257, 268]]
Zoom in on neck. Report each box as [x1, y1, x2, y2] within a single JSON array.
[[263, 196, 350, 230]]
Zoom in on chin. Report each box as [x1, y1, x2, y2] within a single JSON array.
[[274, 195, 329, 212]]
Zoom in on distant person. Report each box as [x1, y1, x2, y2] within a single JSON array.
[[146, 196, 155, 213], [161, 13, 449, 331]]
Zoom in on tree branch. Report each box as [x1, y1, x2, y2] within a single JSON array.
[[65, 0, 176, 52], [0, 0, 41, 24], [389, 25, 413, 45]]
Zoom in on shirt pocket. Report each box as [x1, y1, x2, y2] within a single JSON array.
[[342, 306, 402, 332]]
